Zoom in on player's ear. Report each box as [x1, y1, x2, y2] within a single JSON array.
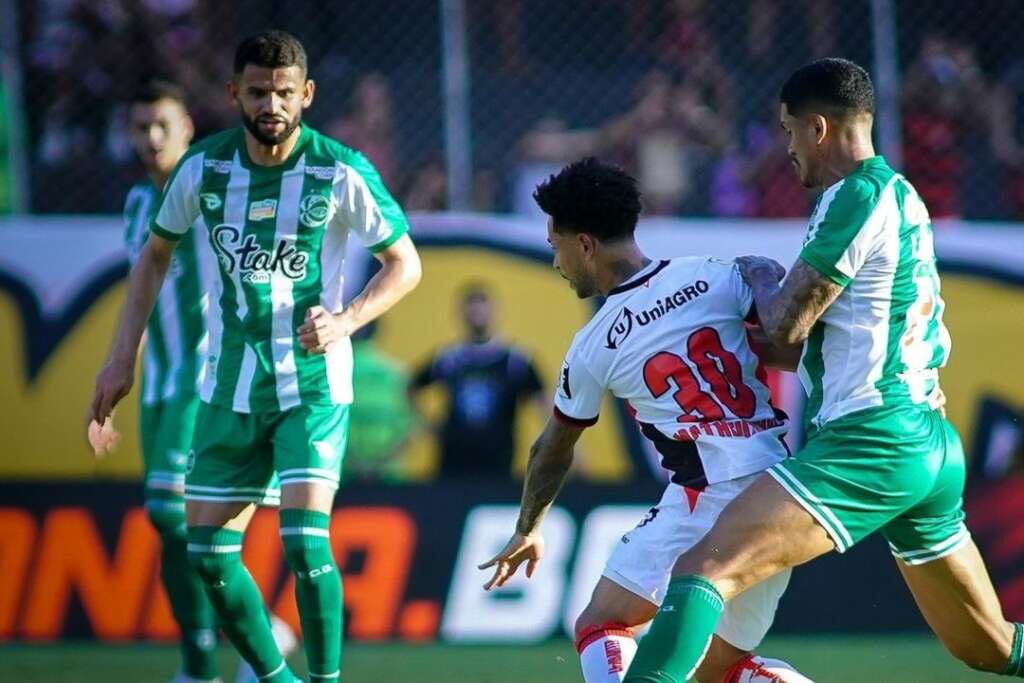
[[303, 79, 315, 109], [811, 113, 827, 145], [227, 78, 239, 104], [578, 232, 597, 258]]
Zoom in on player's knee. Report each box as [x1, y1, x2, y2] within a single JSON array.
[[186, 528, 241, 586], [281, 533, 336, 580], [944, 636, 1011, 673], [146, 505, 187, 542]]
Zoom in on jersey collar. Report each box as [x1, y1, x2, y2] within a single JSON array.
[[607, 259, 670, 297]]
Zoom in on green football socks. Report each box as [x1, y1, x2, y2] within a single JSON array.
[[281, 509, 343, 681], [1004, 622, 1024, 677], [187, 526, 294, 683], [148, 506, 219, 681], [623, 575, 725, 683]]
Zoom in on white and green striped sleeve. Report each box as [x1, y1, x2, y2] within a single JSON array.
[[799, 177, 889, 287], [332, 152, 409, 253], [151, 153, 204, 242]]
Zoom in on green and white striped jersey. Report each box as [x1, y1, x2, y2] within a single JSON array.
[[797, 156, 951, 432], [123, 181, 207, 406], [150, 124, 409, 413]]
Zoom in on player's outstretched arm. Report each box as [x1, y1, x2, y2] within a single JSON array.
[[90, 234, 177, 426], [737, 256, 843, 346], [478, 417, 584, 589], [298, 234, 421, 354]]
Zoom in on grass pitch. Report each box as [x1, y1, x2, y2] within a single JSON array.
[[3, 635, 997, 682]]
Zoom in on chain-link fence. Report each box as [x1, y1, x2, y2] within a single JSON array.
[[6, 0, 1024, 219]]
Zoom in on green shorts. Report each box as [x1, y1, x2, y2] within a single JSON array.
[[140, 395, 200, 514], [768, 406, 969, 565], [184, 401, 350, 507]]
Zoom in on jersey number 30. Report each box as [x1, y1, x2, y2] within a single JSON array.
[[643, 327, 756, 421]]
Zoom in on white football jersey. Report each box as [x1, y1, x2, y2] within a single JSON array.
[[554, 257, 789, 486]]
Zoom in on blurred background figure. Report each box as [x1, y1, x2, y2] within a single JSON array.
[[408, 283, 547, 479], [345, 323, 416, 483]]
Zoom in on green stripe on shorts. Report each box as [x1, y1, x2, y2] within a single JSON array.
[[768, 464, 854, 552]]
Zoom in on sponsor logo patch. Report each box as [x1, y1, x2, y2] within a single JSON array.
[[203, 159, 232, 174], [305, 165, 336, 180], [248, 198, 277, 221]]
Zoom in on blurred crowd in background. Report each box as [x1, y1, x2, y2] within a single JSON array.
[[10, 0, 1024, 219]]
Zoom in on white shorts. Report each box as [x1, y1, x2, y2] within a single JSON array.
[[602, 473, 791, 651]]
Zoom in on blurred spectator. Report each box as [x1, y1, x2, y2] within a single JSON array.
[[989, 59, 1024, 218], [327, 72, 398, 187], [901, 33, 988, 218], [402, 154, 448, 211], [408, 283, 547, 479]]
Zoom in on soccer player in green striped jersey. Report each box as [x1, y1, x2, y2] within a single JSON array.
[[626, 59, 1024, 681], [121, 80, 225, 683], [91, 32, 422, 683]]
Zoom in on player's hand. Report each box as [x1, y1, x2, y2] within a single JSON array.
[[736, 255, 787, 285], [478, 532, 544, 590], [90, 357, 134, 425], [297, 306, 351, 355], [87, 415, 121, 458]]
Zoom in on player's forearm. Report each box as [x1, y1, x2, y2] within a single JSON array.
[[336, 251, 421, 335], [515, 438, 574, 536], [108, 246, 171, 365], [746, 324, 802, 372]]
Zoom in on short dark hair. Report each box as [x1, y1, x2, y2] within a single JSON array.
[[780, 58, 875, 118], [130, 79, 186, 107], [234, 30, 308, 75], [533, 157, 642, 241], [460, 281, 492, 304]]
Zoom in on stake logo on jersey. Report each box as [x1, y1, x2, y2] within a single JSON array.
[[554, 257, 788, 487], [210, 223, 308, 284], [150, 124, 410, 413]]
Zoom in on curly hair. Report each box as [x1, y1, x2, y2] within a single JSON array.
[[532, 157, 643, 242]]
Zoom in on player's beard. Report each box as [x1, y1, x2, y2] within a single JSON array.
[[241, 108, 302, 146]]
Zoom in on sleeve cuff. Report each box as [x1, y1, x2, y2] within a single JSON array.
[[150, 223, 184, 242], [553, 405, 598, 428], [368, 224, 408, 254], [798, 250, 851, 287]]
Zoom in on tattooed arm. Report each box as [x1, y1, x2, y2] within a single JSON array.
[[737, 256, 845, 346], [478, 417, 584, 589], [515, 418, 584, 534]]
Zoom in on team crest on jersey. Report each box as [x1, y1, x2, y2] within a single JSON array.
[[248, 199, 277, 221], [299, 193, 330, 228], [203, 159, 232, 174], [210, 224, 309, 282], [200, 192, 223, 211]]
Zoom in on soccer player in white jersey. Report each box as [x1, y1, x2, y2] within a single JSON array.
[[90, 32, 421, 682], [624, 59, 1024, 682], [479, 158, 809, 683]]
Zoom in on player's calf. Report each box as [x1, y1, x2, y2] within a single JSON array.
[[148, 502, 219, 681], [280, 509, 343, 681], [186, 527, 295, 683]]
